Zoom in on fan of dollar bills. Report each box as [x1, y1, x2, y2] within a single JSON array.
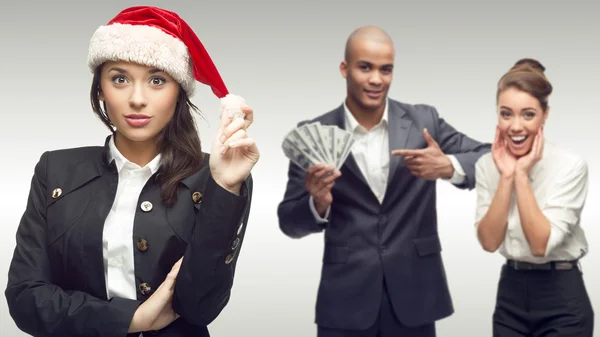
[[282, 122, 355, 171]]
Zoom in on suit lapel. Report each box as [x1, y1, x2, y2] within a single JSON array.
[[83, 136, 116, 299], [387, 102, 412, 185]]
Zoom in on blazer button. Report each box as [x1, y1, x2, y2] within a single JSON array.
[[225, 253, 234, 264], [51, 188, 62, 199], [139, 282, 152, 296], [137, 239, 148, 252], [140, 201, 153, 212], [231, 238, 240, 250], [192, 191, 203, 204]]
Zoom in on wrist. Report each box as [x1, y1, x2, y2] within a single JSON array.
[[441, 156, 454, 179], [500, 171, 515, 181], [514, 170, 530, 182], [314, 199, 330, 217], [213, 177, 241, 196]]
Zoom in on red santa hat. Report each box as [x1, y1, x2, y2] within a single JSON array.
[[87, 6, 228, 98]]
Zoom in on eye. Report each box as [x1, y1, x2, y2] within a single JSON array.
[[500, 110, 512, 118], [524, 112, 536, 119], [359, 64, 371, 71], [150, 77, 166, 86], [112, 75, 128, 84]]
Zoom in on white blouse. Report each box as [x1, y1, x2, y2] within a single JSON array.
[[474, 141, 589, 264]]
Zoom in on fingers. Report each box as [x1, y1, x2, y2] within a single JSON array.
[[218, 114, 258, 155], [423, 128, 438, 148], [321, 170, 342, 184], [229, 137, 256, 150], [492, 127, 501, 148], [533, 129, 544, 159], [531, 132, 539, 154], [309, 170, 338, 190], [306, 164, 333, 179], [219, 117, 246, 142], [393, 129, 438, 156], [313, 182, 335, 198], [220, 104, 253, 130], [406, 163, 422, 175], [538, 128, 545, 157], [313, 169, 341, 188], [307, 163, 326, 175], [223, 128, 246, 146], [170, 257, 183, 275], [304, 164, 327, 184], [405, 165, 425, 179], [218, 104, 254, 140], [219, 103, 235, 131], [163, 257, 183, 290], [305, 165, 340, 193], [221, 128, 248, 154], [403, 155, 422, 167], [391, 149, 425, 157], [241, 105, 253, 129]]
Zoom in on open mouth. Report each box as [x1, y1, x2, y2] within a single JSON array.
[[509, 135, 528, 147]]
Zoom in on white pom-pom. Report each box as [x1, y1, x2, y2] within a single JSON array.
[[220, 94, 246, 119]]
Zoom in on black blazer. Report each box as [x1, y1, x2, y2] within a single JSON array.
[[5, 136, 253, 337], [278, 99, 490, 330]]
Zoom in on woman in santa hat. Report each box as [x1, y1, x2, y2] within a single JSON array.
[[5, 6, 258, 337]]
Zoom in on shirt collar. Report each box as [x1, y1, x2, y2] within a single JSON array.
[[107, 134, 161, 174], [343, 98, 389, 132]]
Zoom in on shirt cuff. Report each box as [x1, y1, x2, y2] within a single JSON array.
[[444, 155, 466, 184], [309, 196, 330, 223]]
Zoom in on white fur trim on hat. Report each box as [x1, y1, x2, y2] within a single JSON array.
[[87, 23, 196, 96]]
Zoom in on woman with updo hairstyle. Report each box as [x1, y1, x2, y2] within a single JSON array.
[[473, 58, 594, 336]]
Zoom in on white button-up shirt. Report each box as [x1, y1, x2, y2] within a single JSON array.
[[103, 135, 161, 300], [474, 141, 589, 263], [310, 99, 466, 221]]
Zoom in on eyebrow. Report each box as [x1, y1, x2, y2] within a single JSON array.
[[148, 68, 166, 74], [107, 67, 127, 74], [499, 105, 537, 112], [356, 60, 394, 68], [107, 67, 165, 74]]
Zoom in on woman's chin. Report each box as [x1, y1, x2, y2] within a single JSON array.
[[115, 129, 159, 144], [507, 143, 532, 158]]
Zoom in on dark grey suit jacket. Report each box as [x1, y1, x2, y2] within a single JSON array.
[[278, 99, 490, 330]]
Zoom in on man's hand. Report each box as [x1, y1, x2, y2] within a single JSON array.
[[391, 128, 454, 180], [305, 163, 341, 217]]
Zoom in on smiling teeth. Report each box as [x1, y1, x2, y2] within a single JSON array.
[[511, 136, 527, 142]]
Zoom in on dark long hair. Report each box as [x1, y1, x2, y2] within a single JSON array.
[[90, 63, 205, 205]]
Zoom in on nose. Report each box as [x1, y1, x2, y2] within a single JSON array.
[[368, 71, 383, 86], [129, 83, 148, 109], [509, 119, 524, 133]]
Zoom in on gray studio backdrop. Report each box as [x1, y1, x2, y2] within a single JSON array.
[[1, 1, 598, 336]]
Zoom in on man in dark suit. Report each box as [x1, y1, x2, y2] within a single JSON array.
[[277, 26, 490, 336]]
